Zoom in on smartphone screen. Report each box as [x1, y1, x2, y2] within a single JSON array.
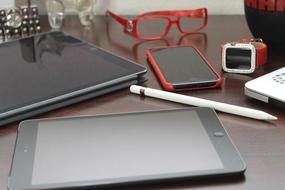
[[149, 46, 219, 89]]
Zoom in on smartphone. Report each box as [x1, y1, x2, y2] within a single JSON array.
[[147, 45, 222, 91]]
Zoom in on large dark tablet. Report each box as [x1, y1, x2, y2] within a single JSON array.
[[0, 32, 147, 126], [9, 108, 246, 190]]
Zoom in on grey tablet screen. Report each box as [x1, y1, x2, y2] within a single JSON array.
[[31, 110, 223, 185]]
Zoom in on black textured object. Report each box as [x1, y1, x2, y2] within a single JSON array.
[[244, 0, 285, 47], [0, 5, 41, 40]]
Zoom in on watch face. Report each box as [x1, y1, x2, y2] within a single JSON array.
[[226, 48, 252, 70], [222, 43, 256, 74]]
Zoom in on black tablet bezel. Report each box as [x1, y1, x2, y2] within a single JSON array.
[[9, 108, 246, 190]]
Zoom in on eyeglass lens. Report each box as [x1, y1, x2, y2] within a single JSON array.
[[137, 18, 169, 39], [179, 16, 205, 33], [136, 13, 205, 39]]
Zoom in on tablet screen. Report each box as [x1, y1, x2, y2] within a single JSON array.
[[31, 110, 224, 185], [0, 32, 144, 116]]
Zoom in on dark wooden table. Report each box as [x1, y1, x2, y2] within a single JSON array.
[[1, 15, 285, 190]]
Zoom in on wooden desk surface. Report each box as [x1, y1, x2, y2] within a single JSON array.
[[0, 16, 285, 190]]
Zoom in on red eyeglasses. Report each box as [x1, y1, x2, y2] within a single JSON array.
[[106, 8, 208, 40]]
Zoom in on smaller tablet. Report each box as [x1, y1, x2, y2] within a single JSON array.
[[9, 108, 246, 190]]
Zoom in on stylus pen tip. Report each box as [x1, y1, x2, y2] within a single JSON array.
[[267, 115, 278, 120]]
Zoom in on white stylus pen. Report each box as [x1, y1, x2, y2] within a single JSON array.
[[130, 85, 277, 121]]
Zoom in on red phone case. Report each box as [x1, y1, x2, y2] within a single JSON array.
[[146, 45, 222, 91]]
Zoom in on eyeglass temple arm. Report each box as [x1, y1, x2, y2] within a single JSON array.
[[140, 8, 207, 18], [106, 10, 128, 27]]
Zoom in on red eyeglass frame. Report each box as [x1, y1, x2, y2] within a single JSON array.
[[106, 8, 208, 41]]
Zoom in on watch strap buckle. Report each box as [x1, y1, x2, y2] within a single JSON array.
[[250, 38, 263, 43]]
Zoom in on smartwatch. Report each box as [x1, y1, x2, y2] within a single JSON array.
[[222, 39, 267, 74]]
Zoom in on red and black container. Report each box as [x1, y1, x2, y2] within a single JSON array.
[[244, 0, 285, 47]]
